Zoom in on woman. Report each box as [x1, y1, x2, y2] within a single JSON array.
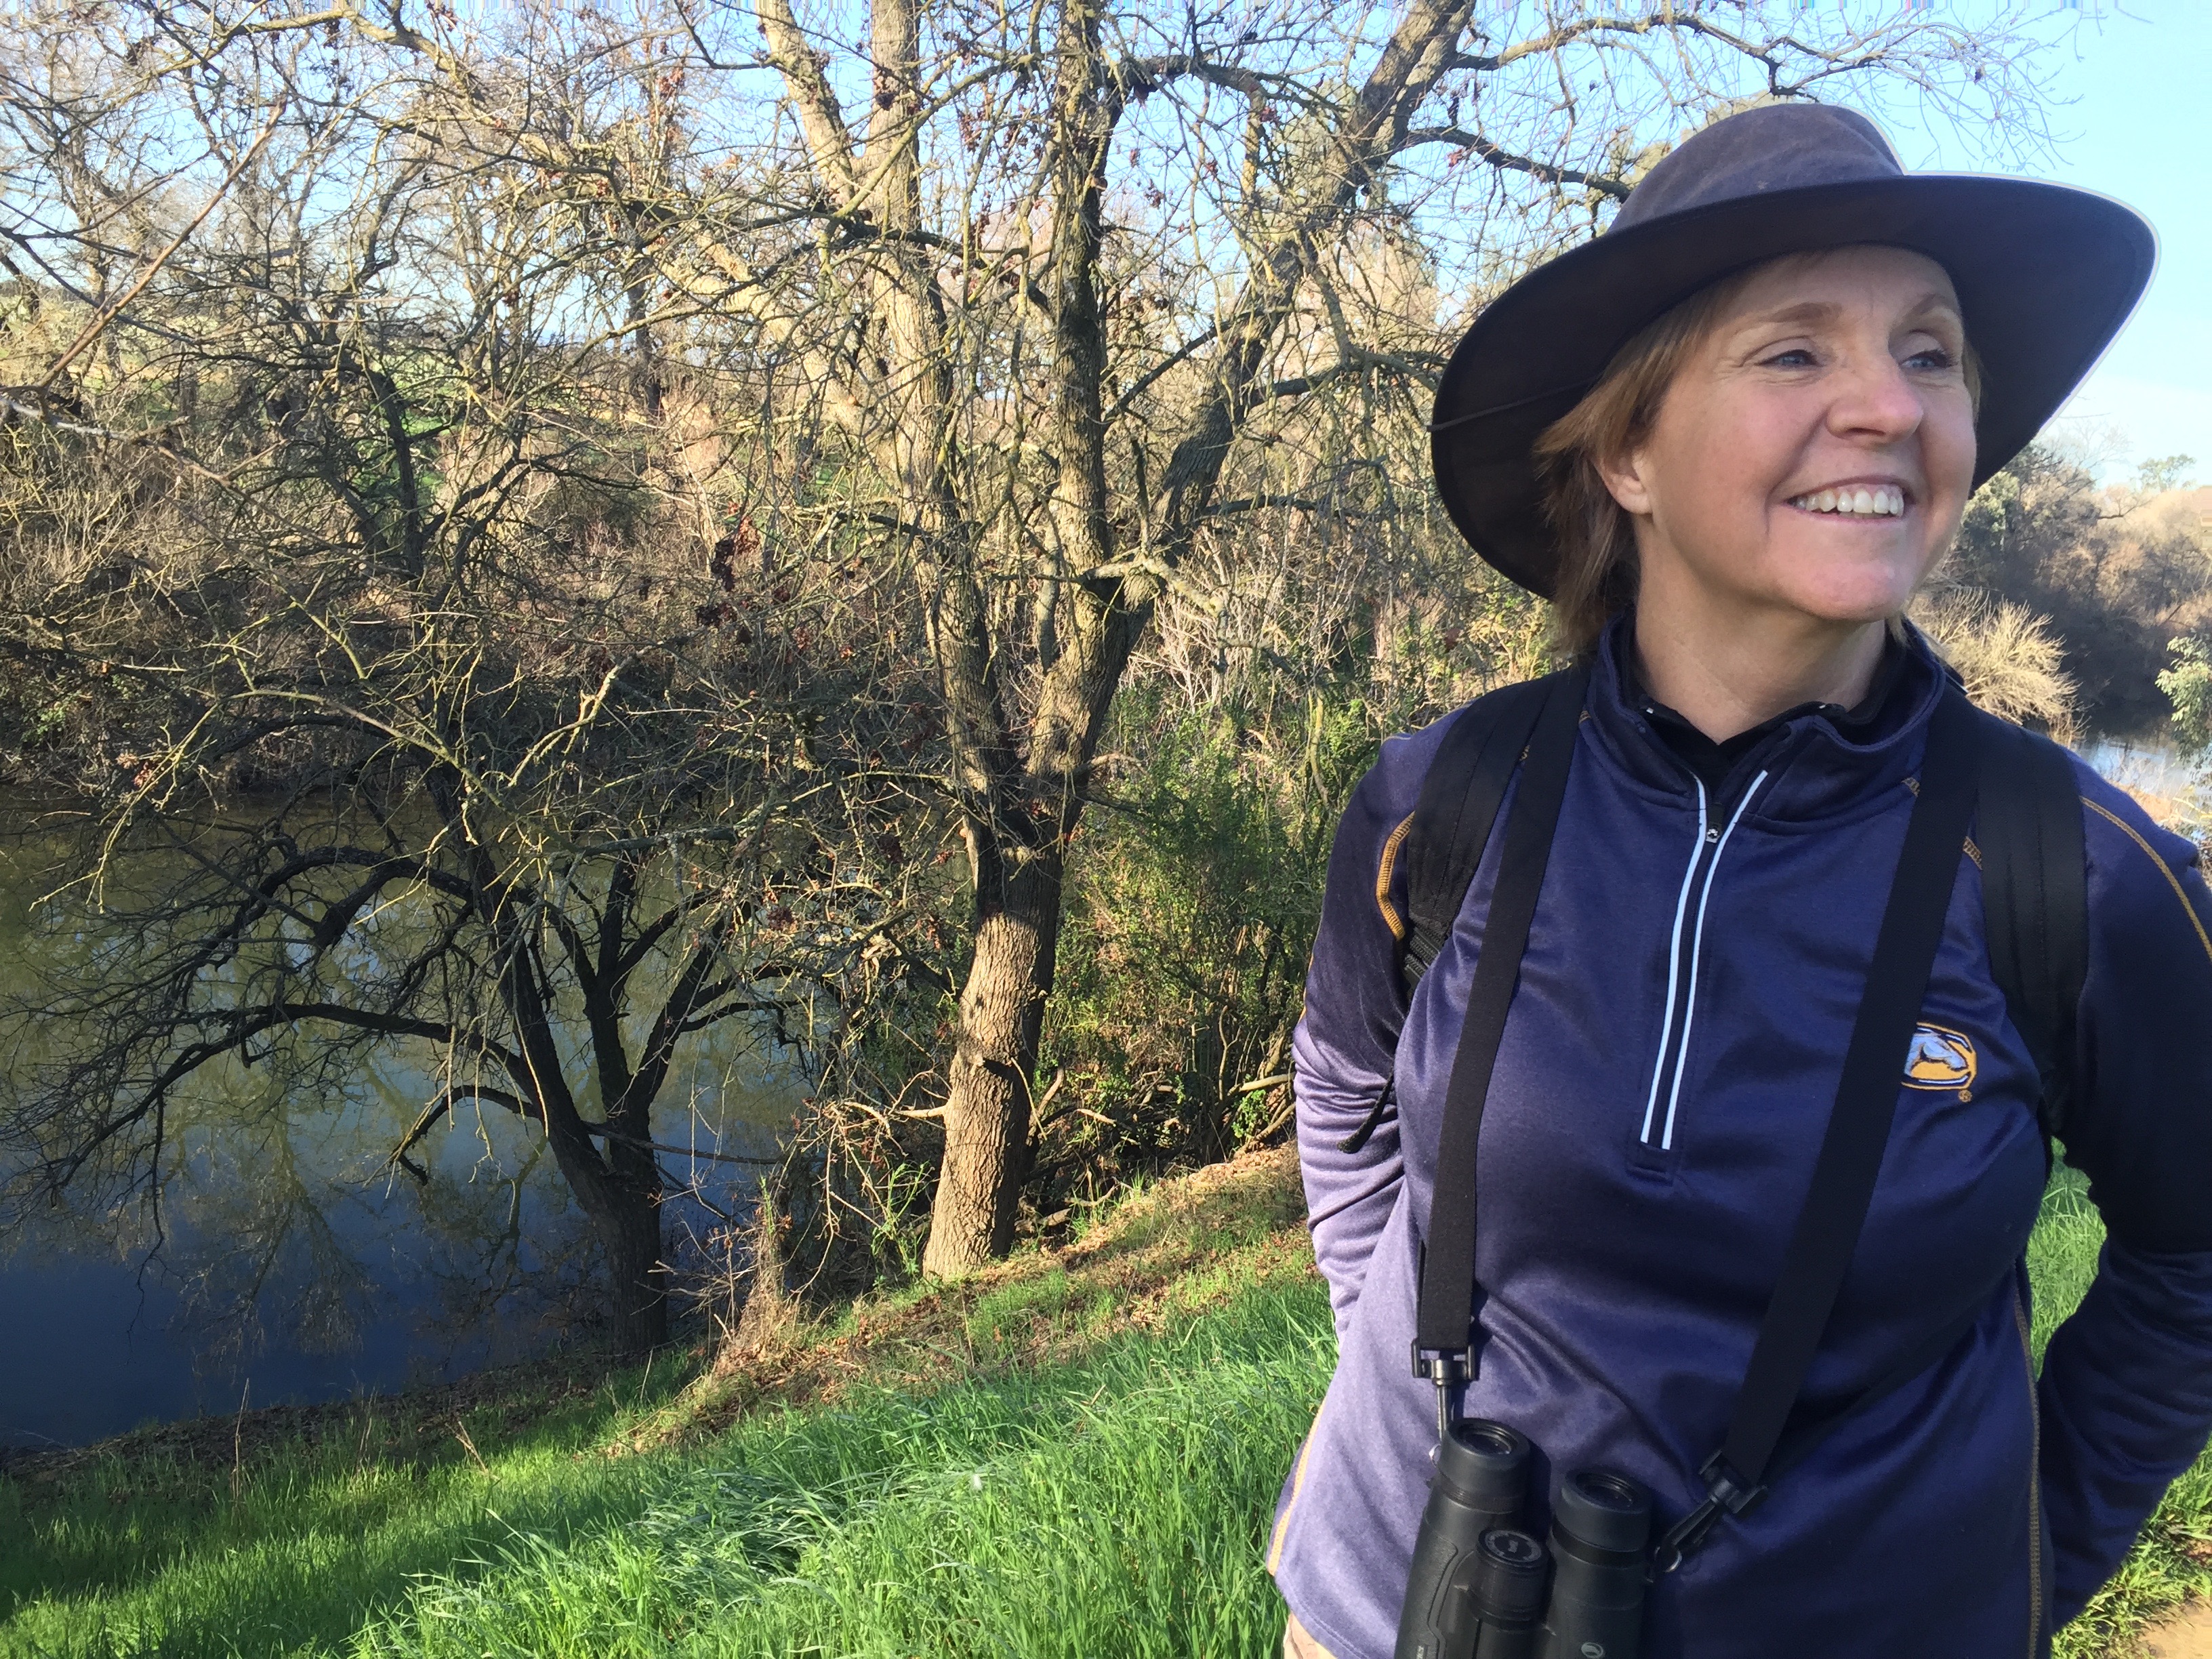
[[1271, 103, 2212, 1658]]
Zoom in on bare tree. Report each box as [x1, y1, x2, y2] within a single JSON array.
[[0, 3, 933, 1347], [663, 0, 2055, 1271]]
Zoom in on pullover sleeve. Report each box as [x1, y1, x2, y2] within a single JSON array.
[[1292, 734, 1426, 1344], [2034, 777, 2212, 1623]]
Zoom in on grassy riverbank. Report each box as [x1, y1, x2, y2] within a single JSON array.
[[4, 1151, 2207, 1658]]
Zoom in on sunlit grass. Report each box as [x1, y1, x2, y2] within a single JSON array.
[[0, 1360, 706, 1659], [354, 1286, 1327, 1659]]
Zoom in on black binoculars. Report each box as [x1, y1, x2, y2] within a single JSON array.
[[1394, 1419, 1653, 1659]]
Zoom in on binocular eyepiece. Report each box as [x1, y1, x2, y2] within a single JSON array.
[[1394, 1421, 1654, 1659]]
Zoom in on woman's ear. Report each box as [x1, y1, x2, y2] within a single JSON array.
[[1595, 445, 1655, 518]]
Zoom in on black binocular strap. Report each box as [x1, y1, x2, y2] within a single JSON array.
[[1656, 683, 1985, 1567], [1412, 665, 1589, 1431], [1764, 1270, 1999, 1488]]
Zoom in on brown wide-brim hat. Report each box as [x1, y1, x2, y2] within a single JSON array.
[[1431, 103, 2156, 597]]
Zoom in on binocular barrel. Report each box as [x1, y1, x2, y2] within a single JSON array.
[[1537, 1471, 1654, 1659], [1394, 1420, 1533, 1659], [1470, 1528, 1549, 1659], [1395, 1418, 1654, 1659]]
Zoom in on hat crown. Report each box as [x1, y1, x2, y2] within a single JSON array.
[[1614, 103, 1904, 234]]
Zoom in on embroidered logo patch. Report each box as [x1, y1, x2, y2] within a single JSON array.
[[1903, 1023, 1978, 1094]]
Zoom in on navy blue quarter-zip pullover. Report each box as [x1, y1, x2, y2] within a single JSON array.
[[1271, 617, 2212, 1659]]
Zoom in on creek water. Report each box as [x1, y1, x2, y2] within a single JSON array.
[[0, 836, 798, 1452], [2083, 734, 2208, 823]]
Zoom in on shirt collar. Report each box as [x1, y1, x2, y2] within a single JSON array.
[[1624, 628, 1912, 790], [1585, 614, 1944, 815]]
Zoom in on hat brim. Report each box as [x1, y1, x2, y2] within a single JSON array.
[[1429, 173, 2156, 596]]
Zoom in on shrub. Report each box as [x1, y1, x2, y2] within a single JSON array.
[[2158, 636, 2212, 758]]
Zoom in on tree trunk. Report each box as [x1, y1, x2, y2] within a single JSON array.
[[922, 848, 1064, 1275], [598, 1184, 670, 1351]]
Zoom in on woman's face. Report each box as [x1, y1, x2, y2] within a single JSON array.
[[1600, 245, 1978, 630]]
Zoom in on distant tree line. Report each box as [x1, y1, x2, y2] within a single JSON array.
[[1945, 446, 2211, 737]]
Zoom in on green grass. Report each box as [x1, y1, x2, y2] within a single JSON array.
[[0, 1357, 712, 1658], [352, 1284, 1326, 1659], [4, 1153, 2208, 1659]]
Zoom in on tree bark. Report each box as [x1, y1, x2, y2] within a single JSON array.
[[918, 0, 1115, 1277], [434, 768, 674, 1351], [759, 0, 1484, 1277], [599, 1178, 671, 1351], [527, 1017, 672, 1352], [923, 844, 1065, 1273]]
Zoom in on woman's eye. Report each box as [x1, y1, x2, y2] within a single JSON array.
[[1760, 347, 1818, 368], [1904, 347, 1957, 371]]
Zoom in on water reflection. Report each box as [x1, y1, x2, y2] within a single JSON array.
[[0, 845, 797, 1449]]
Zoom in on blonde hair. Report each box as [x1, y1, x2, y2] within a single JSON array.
[[1530, 253, 1981, 657]]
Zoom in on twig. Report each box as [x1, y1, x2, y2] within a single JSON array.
[[451, 1414, 488, 1474], [1244, 1088, 1298, 1149], [583, 1125, 780, 1165], [229, 1379, 251, 1508], [1029, 1067, 1076, 1129], [36, 108, 287, 393]]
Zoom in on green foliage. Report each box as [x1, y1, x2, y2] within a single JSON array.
[[352, 1290, 1327, 1659], [2157, 636, 2212, 758], [1040, 690, 1378, 1191], [2025, 1164, 2102, 1364], [1950, 444, 2212, 733], [0, 1356, 703, 1658], [2135, 455, 2198, 497], [964, 1265, 1074, 1353]]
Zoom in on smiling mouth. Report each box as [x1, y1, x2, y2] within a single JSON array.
[[1788, 485, 1908, 517]]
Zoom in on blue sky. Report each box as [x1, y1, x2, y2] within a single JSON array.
[[1908, 3, 2212, 480]]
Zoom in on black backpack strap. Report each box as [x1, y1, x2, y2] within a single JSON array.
[[1401, 674, 1563, 994], [1337, 671, 1570, 1160], [1654, 684, 1984, 1570], [1973, 713, 2089, 1141], [1411, 663, 1589, 1440]]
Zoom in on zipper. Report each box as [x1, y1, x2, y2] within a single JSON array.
[[2013, 1285, 2045, 1657], [1637, 771, 1770, 1151]]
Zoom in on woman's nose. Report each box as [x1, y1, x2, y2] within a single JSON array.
[[1825, 350, 1925, 444]]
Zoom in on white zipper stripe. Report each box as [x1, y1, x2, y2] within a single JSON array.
[[1639, 779, 1710, 1145], [1658, 771, 1769, 1151]]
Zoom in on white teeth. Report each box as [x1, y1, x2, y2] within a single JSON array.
[[1791, 485, 1908, 515]]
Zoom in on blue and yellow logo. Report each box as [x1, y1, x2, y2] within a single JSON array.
[[1903, 1023, 1978, 1096]]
